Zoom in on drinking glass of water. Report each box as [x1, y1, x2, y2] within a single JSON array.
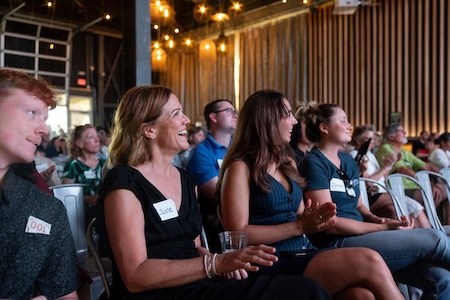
[[219, 231, 248, 253]]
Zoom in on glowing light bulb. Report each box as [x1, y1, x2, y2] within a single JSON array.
[[185, 39, 192, 46], [205, 43, 210, 50], [155, 1, 161, 6], [105, 14, 111, 20], [220, 43, 226, 52], [154, 24, 159, 30], [200, 5, 206, 13], [232, 2, 241, 11], [164, 35, 169, 40], [164, 9, 169, 18], [47, 1, 52, 8], [49, 43, 54, 50], [154, 42, 160, 48], [169, 40, 174, 48], [174, 28, 180, 33]]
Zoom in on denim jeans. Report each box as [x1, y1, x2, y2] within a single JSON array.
[[334, 228, 450, 300]]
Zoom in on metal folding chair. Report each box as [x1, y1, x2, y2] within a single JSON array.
[[386, 173, 450, 234], [359, 177, 406, 219], [50, 183, 90, 261], [87, 218, 111, 300]]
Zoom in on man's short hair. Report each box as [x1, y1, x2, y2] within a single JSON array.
[[203, 99, 233, 130], [383, 122, 402, 141]]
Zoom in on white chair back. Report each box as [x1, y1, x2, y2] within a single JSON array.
[[50, 184, 89, 260], [387, 173, 445, 232], [439, 168, 450, 196], [359, 177, 406, 219]]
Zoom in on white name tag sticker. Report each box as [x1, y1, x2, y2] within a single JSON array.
[[25, 216, 51, 235], [217, 159, 223, 169], [84, 169, 96, 179], [330, 178, 346, 192], [35, 162, 49, 173], [153, 199, 179, 221]]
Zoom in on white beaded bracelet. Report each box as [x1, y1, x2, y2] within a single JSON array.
[[203, 255, 213, 278], [211, 253, 218, 276]]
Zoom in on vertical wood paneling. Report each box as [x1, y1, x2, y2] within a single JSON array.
[[422, 0, 429, 131], [307, 0, 450, 136], [403, 0, 410, 135], [431, 0, 438, 133], [438, 0, 445, 132], [447, 1, 450, 132]]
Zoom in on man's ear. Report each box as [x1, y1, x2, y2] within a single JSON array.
[[209, 112, 218, 125]]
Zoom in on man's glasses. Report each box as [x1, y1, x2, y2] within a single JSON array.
[[213, 108, 238, 115], [336, 169, 356, 198]]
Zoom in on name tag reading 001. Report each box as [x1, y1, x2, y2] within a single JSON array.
[[25, 215, 52, 235], [153, 199, 179, 221]]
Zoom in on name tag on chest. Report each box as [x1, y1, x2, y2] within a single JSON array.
[[330, 178, 346, 192], [153, 199, 179, 221], [84, 169, 96, 179], [25, 216, 51, 235]]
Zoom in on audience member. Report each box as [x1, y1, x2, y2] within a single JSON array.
[[62, 124, 105, 228], [218, 90, 403, 299], [429, 132, 450, 169], [375, 122, 450, 224], [350, 125, 431, 228], [298, 102, 450, 298], [178, 126, 206, 169], [96, 126, 110, 160], [289, 103, 314, 169], [187, 99, 238, 252], [412, 130, 430, 158], [36, 131, 59, 158], [51, 136, 67, 156], [0, 68, 79, 299], [416, 137, 438, 162], [12, 162, 91, 298], [96, 85, 331, 300]]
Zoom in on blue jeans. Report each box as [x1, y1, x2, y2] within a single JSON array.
[[334, 228, 450, 300]]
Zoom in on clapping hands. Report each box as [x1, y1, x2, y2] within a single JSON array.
[[298, 199, 337, 234]]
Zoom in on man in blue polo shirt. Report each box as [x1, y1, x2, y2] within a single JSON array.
[[187, 99, 238, 251]]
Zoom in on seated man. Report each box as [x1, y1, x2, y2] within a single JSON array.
[[375, 122, 449, 224], [187, 99, 238, 252], [0, 68, 80, 299]]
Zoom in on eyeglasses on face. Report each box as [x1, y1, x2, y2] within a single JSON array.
[[336, 169, 357, 198], [213, 108, 238, 115]]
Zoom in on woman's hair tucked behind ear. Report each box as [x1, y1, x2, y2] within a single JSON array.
[[218, 90, 302, 194], [109, 85, 173, 167], [303, 103, 340, 144]]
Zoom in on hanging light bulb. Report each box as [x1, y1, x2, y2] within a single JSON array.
[[193, 3, 213, 23], [216, 30, 227, 54]]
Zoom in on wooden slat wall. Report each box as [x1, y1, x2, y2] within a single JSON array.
[[307, 0, 450, 136]]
